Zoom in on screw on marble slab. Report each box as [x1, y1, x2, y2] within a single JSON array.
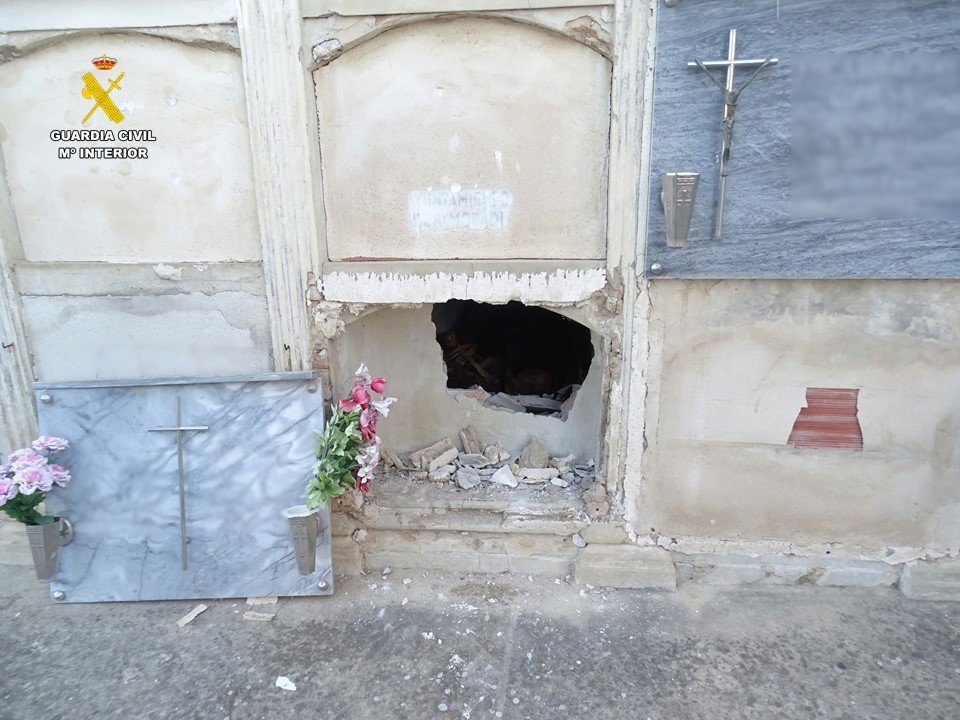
[[40, 394, 53, 404], [650, 262, 664, 275], [53, 590, 66, 601]]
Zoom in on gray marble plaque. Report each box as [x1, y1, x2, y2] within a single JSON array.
[[35, 372, 333, 603], [646, 0, 960, 278]]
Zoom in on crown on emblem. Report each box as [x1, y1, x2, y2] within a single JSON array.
[[92, 54, 117, 70]]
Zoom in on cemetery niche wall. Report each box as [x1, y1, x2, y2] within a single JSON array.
[[645, 0, 960, 279]]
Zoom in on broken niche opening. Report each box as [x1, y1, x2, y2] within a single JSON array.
[[431, 300, 593, 419]]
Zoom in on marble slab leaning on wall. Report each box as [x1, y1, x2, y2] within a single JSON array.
[[37, 372, 332, 603], [646, 0, 960, 279]]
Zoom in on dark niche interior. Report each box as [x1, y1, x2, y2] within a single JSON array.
[[431, 300, 594, 417]]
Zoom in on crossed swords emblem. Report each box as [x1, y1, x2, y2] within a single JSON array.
[[81, 71, 126, 124]]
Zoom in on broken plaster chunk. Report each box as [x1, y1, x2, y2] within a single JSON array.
[[519, 438, 550, 469], [429, 464, 455, 482], [176, 603, 208, 628], [243, 610, 276, 622], [410, 471, 430, 482], [459, 425, 482, 455], [455, 467, 482, 490], [572, 532, 588, 548], [518, 467, 560, 483], [381, 448, 407, 470], [484, 393, 526, 413], [409, 438, 456, 470], [482, 443, 510, 465], [551, 454, 576, 475], [428, 448, 459, 472], [551, 477, 570, 488], [488, 465, 519, 488], [583, 482, 607, 504], [458, 453, 491, 469], [351, 528, 368, 543]]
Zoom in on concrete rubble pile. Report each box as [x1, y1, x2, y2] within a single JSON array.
[[391, 425, 597, 493]]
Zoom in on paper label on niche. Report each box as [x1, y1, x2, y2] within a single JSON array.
[[408, 189, 513, 233]]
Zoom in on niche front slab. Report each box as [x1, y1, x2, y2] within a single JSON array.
[[36, 372, 332, 603]]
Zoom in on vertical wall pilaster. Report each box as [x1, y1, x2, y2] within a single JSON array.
[[0, 144, 36, 452], [236, 0, 321, 371], [601, 0, 655, 506]]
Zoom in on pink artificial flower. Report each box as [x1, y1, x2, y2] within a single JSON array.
[[7, 449, 46, 471], [0, 478, 16, 504], [31, 436, 69, 454], [15, 467, 50, 495], [337, 398, 358, 413], [351, 384, 371, 407], [359, 407, 378, 441], [47, 464, 71, 488], [370, 377, 387, 394]]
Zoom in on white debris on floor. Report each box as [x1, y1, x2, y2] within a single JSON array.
[[275, 676, 297, 691], [176, 603, 208, 628]]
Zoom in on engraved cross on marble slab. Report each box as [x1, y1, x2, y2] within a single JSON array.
[[689, 29, 779, 239], [147, 395, 208, 570]]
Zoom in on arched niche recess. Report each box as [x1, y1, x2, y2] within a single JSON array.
[[313, 16, 612, 262], [0, 32, 259, 263]]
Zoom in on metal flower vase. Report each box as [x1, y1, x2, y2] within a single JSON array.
[[284, 505, 320, 575], [26, 516, 73, 582]]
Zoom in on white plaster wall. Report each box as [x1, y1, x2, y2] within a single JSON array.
[[21, 292, 271, 381], [0, 34, 260, 262], [314, 17, 611, 261], [634, 280, 960, 556], [332, 305, 603, 461]]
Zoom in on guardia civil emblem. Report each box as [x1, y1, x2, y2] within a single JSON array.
[[81, 54, 125, 125]]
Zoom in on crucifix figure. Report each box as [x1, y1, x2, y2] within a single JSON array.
[[148, 396, 209, 570], [689, 29, 778, 239]]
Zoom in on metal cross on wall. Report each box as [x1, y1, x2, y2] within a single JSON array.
[[148, 396, 209, 570], [689, 29, 778, 239]]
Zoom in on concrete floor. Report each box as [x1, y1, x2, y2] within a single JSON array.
[[1, 564, 959, 720]]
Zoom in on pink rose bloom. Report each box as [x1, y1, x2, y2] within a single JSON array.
[[7, 449, 46, 471], [370, 377, 387, 394], [31, 436, 69, 454], [351, 384, 371, 407], [15, 467, 50, 495], [337, 398, 358, 413], [47, 464, 71, 488], [0, 478, 16, 504]]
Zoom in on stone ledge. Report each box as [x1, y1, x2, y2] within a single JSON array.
[[363, 549, 574, 576], [574, 545, 676, 590], [674, 553, 899, 588], [363, 507, 586, 536], [900, 558, 960, 601]]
